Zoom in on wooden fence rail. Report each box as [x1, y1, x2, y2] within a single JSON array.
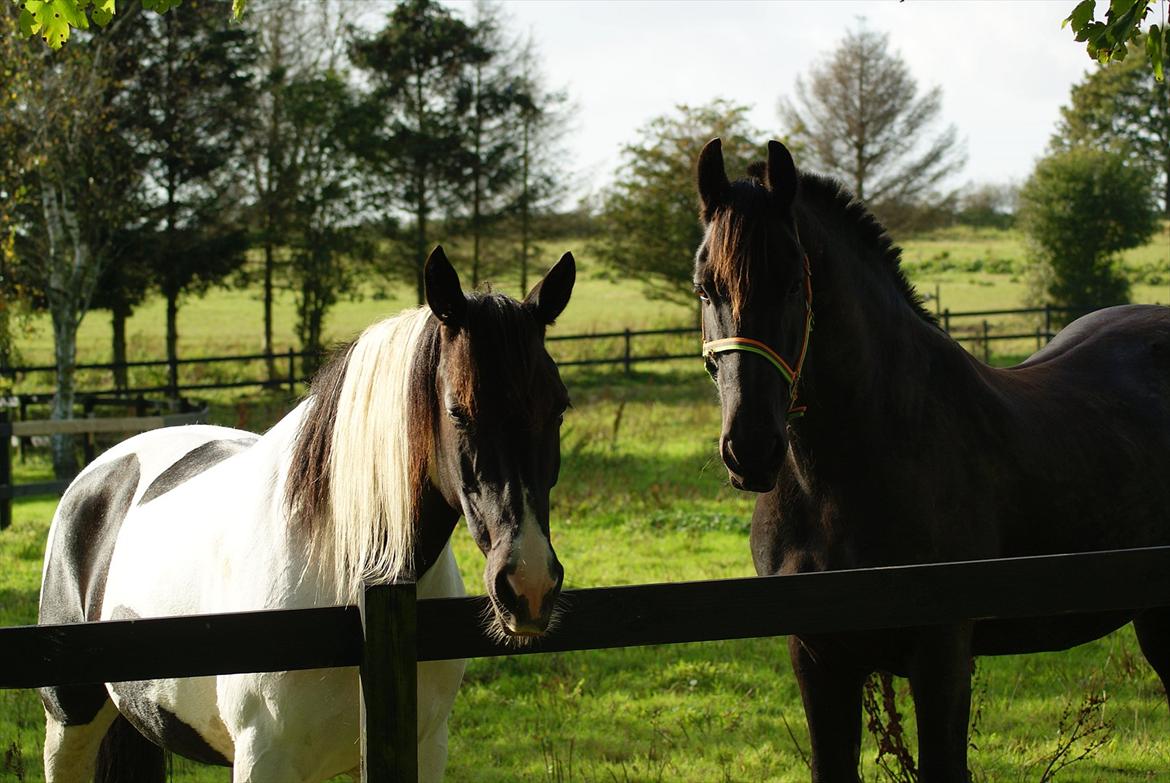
[[3, 545, 1170, 780], [0, 410, 206, 529]]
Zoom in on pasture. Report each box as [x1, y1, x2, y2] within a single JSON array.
[[5, 224, 1169, 372], [2, 224, 1170, 781], [3, 370, 1170, 781]]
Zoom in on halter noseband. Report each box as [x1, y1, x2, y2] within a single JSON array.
[[702, 254, 813, 420]]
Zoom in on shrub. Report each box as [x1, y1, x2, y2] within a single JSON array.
[[1018, 148, 1158, 316]]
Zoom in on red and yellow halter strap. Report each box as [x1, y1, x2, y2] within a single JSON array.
[[702, 254, 813, 420]]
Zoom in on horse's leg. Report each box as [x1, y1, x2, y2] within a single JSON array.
[[789, 635, 866, 783], [906, 624, 973, 783], [43, 699, 118, 783], [1133, 609, 1170, 711], [417, 657, 467, 783]]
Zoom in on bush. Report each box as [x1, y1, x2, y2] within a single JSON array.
[[1018, 148, 1158, 314]]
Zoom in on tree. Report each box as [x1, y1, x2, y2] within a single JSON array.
[[89, 229, 155, 391], [1019, 147, 1158, 316], [14, 0, 239, 49], [778, 22, 966, 232], [350, 0, 484, 304], [955, 182, 1018, 229], [1051, 43, 1170, 216], [282, 72, 371, 375], [120, 1, 256, 397], [242, 0, 346, 382], [460, 1, 520, 289], [3, 10, 145, 476], [1064, 0, 1169, 81], [595, 101, 762, 307], [511, 32, 571, 294]]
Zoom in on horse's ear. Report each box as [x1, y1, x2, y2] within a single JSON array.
[[764, 140, 797, 211], [697, 138, 731, 221], [424, 245, 467, 327], [524, 252, 576, 326]]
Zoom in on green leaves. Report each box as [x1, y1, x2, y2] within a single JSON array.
[[1065, 0, 1096, 32], [14, 0, 255, 49], [19, 0, 90, 49], [1148, 23, 1168, 81], [1064, 0, 1167, 81]]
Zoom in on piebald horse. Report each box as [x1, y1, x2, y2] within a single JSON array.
[[38, 246, 575, 783], [694, 139, 1170, 781]]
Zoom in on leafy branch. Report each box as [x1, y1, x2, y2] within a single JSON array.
[[1065, 0, 1169, 81], [13, 0, 246, 50]]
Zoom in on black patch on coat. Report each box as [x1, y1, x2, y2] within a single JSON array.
[[139, 437, 257, 505], [103, 605, 232, 767], [39, 454, 141, 725], [107, 680, 231, 767]]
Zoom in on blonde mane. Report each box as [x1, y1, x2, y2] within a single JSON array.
[[287, 306, 435, 604]]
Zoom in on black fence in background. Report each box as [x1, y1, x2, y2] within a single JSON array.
[[0, 303, 1141, 401]]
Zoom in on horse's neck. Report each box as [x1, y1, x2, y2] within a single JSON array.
[[413, 479, 461, 579], [794, 211, 993, 463]]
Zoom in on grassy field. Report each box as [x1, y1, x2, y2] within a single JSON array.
[[2, 369, 1170, 782], [2, 226, 1170, 780], [5, 224, 1169, 372]]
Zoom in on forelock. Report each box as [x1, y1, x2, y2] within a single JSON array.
[[704, 180, 772, 321], [444, 293, 564, 422]]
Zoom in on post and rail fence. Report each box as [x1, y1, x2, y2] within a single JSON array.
[[2, 545, 1170, 779], [0, 408, 207, 529], [0, 303, 1128, 403]]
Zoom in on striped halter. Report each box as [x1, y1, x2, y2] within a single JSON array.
[[702, 254, 813, 420]]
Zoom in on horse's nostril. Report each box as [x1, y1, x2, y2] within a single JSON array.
[[494, 568, 516, 607]]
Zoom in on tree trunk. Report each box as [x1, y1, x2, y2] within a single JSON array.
[[165, 289, 179, 400], [111, 300, 129, 392], [520, 111, 531, 294], [413, 67, 428, 306], [264, 238, 276, 381], [415, 179, 428, 306], [42, 184, 82, 479], [49, 305, 79, 480], [471, 61, 483, 289]]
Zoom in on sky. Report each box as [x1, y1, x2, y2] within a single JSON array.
[[421, 0, 1100, 204]]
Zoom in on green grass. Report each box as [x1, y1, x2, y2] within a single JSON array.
[[3, 371, 1170, 781], [3, 226, 1170, 779]]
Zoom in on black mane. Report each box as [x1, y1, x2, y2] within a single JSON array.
[[790, 171, 938, 326]]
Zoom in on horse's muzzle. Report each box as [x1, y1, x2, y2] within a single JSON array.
[[493, 558, 563, 636], [720, 433, 782, 493]]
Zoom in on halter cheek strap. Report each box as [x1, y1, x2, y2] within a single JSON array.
[[702, 255, 813, 421]]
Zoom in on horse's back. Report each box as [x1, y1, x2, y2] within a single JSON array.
[[1020, 304, 1170, 376], [40, 424, 255, 626]]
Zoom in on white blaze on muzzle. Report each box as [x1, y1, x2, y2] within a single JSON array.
[[506, 497, 557, 621]]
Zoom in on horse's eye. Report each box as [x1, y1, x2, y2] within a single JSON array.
[[447, 407, 472, 429], [694, 285, 710, 304]]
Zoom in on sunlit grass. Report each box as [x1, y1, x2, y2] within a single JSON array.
[[3, 371, 1169, 781]]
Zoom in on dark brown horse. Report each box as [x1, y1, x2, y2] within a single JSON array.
[[693, 138, 1170, 781]]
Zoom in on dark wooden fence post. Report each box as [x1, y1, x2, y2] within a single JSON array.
[[360, 581, 417, 783], [1044, 304, 1052, 343], [942, 308, 951, 335], [623, 329, 632, 375], [0, 411, 10, 530], [982, 319, 991, 363]]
